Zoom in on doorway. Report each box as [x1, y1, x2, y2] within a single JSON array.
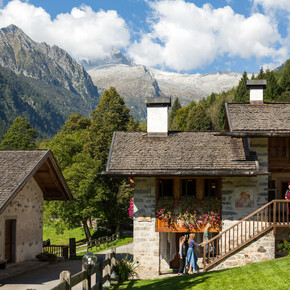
[[5, 219, 16, 263], [280, 182, 289, 199]]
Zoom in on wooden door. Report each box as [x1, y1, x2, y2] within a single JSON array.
[[5, 219, 16, 262]]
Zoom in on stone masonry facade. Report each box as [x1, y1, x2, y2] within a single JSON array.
[[0, 177, 43, 262], [222, 138, 268, 230], [213, 230, 275, 270], [133, 177, 160, 278]]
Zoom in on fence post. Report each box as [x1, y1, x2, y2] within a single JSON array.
[[60, 270, 71, 290], [103, 253, 111, 288], [111, 247, 116, 279], [96, 259, 103, 290], [69, 238, 76, 258], [82, 265, 89, 290]]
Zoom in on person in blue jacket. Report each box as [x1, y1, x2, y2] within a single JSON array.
[[186, 233, 199, 274]]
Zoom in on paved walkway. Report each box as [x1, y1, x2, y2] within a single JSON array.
[[0, 243, 133, 289]]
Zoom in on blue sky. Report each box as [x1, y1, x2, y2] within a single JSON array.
[[0, 0, 289, 73]]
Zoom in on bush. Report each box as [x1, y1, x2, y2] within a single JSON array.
[[278, 240, 290, 257], [115, 256, 139, 283]]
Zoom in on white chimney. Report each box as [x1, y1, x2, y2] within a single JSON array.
[[247, 80, 267, 104], [145, 97, 171, 137]]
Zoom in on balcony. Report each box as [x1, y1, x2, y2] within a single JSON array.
[[155, 197, 221, 233]]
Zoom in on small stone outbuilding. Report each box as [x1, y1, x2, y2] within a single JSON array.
[[0, 150, 72, 264]]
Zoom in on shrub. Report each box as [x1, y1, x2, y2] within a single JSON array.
[[115, 256, 139, 283]]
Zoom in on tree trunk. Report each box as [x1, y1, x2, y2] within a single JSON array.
[[82, 219, 92, 241], [116, 223, 121, 238]]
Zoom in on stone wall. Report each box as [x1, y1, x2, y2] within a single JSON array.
[[0, 178, 43, 262], [222, 138, 268, 230], [133, 177, 160, 278], [213, 230, 275, 270]]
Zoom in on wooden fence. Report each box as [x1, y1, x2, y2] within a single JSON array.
[[42, 245, 69, 259], [51, 247, 116, 290], [86, 234, 119, 253], [42, 233, 119, 258]]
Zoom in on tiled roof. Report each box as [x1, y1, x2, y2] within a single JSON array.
[[105, 132, 259, 176], [0, 150, 48, 205], [226, 103, 290, 132]]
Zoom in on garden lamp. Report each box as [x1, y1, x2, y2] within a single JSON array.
[[82, 252, 97, 269]]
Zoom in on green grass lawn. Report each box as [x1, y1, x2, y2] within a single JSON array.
[[43, 225, 98, 245], [116, 257, 290, 290]]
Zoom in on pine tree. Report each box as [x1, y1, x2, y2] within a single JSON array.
[[218, 100, 226, 130], [187, 104, 212, 131], [264, 70, 280, 102], [0, 117, 37, 149], [169, 98, 182, 130], [279, 60, 290, 92], [233, 72, 249, 102]]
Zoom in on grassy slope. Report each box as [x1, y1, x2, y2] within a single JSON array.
[[43, 225, 97, 245], [117, 257, 290, 290], [43, 225, 133, 257]]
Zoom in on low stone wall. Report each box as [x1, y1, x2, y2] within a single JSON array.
[[133, 177, 160, 278], [212, 230, 275, 271]]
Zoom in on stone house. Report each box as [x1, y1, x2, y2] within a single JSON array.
[[0, 150, 72, 265], [103, 81, 290, 277]]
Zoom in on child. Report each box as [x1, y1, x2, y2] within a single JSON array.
[[178, 236, 186, 275], [186, 233, 199, 274]]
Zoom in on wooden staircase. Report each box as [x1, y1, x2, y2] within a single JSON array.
[[202, 199, 290, 271]]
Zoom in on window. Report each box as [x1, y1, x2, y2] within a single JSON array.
[[182, 179, 196, 196], [159, 179, 173, 198], [205, 179, 218, 197]]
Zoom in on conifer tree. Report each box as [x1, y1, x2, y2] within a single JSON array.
[[264, 70, 280, 102], [233, 72, 249, 102], [88, 87, 131, 166], [169, 98, 182, 129], [280, 60, 290, 92], [0, 117, 37, 149], [187, 104, 212, 131]]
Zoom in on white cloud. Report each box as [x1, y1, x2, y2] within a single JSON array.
[[0, 0, 130, 62], [128, 0, 287, 71], [253, 0, 290, 12]]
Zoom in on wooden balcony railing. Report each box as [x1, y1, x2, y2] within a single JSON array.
[[201, 199, 290, 272]]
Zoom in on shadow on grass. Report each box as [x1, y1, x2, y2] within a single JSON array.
[[113, 272, 213, 290]]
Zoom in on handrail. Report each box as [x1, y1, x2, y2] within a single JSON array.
[[204, 200, 275, 245], [201, 199, 290, 272]]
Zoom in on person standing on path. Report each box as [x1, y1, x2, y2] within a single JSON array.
[[178, 236, 186, 275], [186, 233, 199, 274]]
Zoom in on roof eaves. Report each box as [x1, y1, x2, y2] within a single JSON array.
[[106, 131, 116, 172], [101, 169, 268, 177], [0, 149, 50, 214], [47, 150, 73, 201]]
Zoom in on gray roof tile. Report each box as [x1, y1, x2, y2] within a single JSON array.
[[227, 103, 290, 132], [0, 150, 48, 205], [106, 132, 257, 175]]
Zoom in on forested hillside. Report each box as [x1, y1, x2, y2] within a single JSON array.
[[169, 59, 290, 131], [0, 65, 64, 139]]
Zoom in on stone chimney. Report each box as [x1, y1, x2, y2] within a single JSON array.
[[247, 80, 267, 104], [145, 97, 171, 137]]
